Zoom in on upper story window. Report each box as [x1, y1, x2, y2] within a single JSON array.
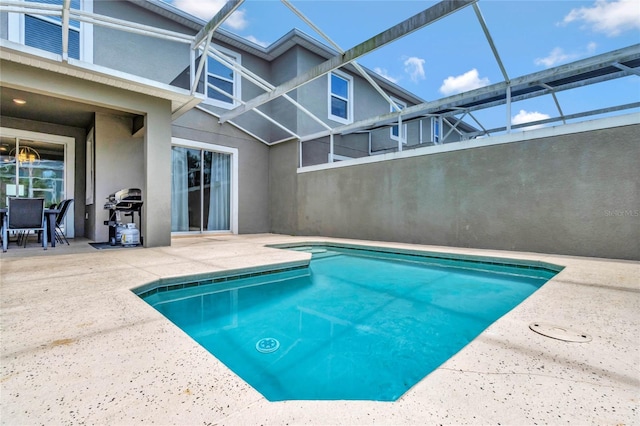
[[7, 0, 93, 61], [390, 98, 407, 143], [328, 71, 353, 124], [432, 117, 441, 144], [195, 46, 241, 109]]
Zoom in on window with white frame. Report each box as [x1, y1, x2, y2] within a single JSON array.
[[390, 98, 407, 143], [328, 71, 353, 124], [432, 117, 441, 144], [195, 46, 241, 109], [7, 0, 93, 61]]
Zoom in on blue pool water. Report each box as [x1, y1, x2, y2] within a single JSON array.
[[139, 245, 559, 401]]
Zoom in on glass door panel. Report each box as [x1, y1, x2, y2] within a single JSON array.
[[0, 137, 17, 208], [1, 138, 65, 208], [171, 146, 203, 232], [172, 146, 231, 233], [204, 151, 231, 231]]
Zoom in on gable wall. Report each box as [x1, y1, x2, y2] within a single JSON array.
[[93, 1, 194, 84]]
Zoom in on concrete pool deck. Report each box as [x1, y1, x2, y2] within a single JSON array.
[[1, 234, 638, 425]]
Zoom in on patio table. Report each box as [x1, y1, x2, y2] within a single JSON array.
[[0, 208, 60, 252]]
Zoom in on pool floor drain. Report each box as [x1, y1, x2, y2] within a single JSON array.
[[529, 322, 592, 342], [256, 337, 280, 353]]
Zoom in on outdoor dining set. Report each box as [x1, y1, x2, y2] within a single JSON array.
[[0, 197, 73, 252]]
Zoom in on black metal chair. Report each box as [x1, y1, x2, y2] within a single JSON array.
[[54, 199, 73, 245], [7, 197, 46, 249]]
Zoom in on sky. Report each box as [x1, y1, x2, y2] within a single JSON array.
[[166, 0, 640, 131]]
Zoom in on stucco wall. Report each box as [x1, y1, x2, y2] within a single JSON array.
[[93, 1, 193, 84], [272, 123, 640, 260], [172, 109, 270, 233], [93, 113, 145, 243]]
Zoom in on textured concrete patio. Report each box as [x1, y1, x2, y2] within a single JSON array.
[[1, 234, 638, 425]]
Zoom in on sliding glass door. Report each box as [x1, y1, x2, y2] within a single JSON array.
[[0, 136, 65, 208], [171, 145, 232, 233]]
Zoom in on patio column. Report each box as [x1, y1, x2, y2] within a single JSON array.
[[144, 102, 172, 247]]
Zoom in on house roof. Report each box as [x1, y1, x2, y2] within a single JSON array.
[[130, 0, 427, 106]]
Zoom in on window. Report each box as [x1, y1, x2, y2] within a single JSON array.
[[207, 56, 234, 104], [432, 117, 441, 144], [194, 46, 241, 109], [390, 98, 407, 143], [328, 71, 353, 124], [7, 0, 92, 61], [171, 139, 238, 234]]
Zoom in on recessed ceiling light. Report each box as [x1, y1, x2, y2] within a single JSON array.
[[13, 98, 27, 105]]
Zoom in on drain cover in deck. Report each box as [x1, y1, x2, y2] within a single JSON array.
[[529, 322, 592, 342]]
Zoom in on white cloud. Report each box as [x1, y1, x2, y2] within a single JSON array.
[[173, 0, 248, 30], [373, 67, 399, 83], [534, 47, 575, 68], [534, 43, 600, 68], [403, 57, 425, 83], [244, 35, 269, 48], [512, 109, 551, 129], [225, 9, 248, 31], [439, 69, 489, 96], [561, 0, 640, 36]]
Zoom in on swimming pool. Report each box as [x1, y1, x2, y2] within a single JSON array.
[[137, 244, 560, 401]]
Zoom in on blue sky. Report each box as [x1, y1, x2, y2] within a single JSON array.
[[168, 0, 640, 130]]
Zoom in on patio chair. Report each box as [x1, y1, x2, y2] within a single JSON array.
[[54, 199, 73, 245], [7, 197, 46, 249], [38, 203, 56, 244]]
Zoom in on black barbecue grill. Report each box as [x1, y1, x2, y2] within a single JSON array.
[[104, 188, 143, 245]]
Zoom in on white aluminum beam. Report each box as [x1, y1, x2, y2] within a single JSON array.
[[61, 0, 71, 62], [207, 46, 331, 131], [206, 80, 300, 140], [191, 0, 243, 49], [613, 62, 640, 77], [191, 32, 213, 95], [72, 9, 193, 43], [473, 3, 509, 82], [541, 83, 566, 124], [0, 1, 59, 13], [281, 0, 403, 112], [465, 102, 640, 137], [220, 0, 476, 123], [443, 112, 467, 140], [299, 45, 639, 141], [467, 111, 490, 136], [195, 105, 269, 145]]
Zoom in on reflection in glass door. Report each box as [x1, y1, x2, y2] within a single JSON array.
[[171, 146, 231, 233], [0, 137, 65, 208]]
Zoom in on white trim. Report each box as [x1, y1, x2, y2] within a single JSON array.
[[0, 39, 199, 115], [0, 127, 76, 237], [328, 153, 354, 162], [198, 44, 242, 109], [85, 127, 94, 205], [328, 70, 353, 124], [6, 0, 94, 63], [390, 97, 407, 143], [80, 0, 93, 63], [7, 11, 23, 43], [298, 112, 640, 174], [171, 137, 239, 234]]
